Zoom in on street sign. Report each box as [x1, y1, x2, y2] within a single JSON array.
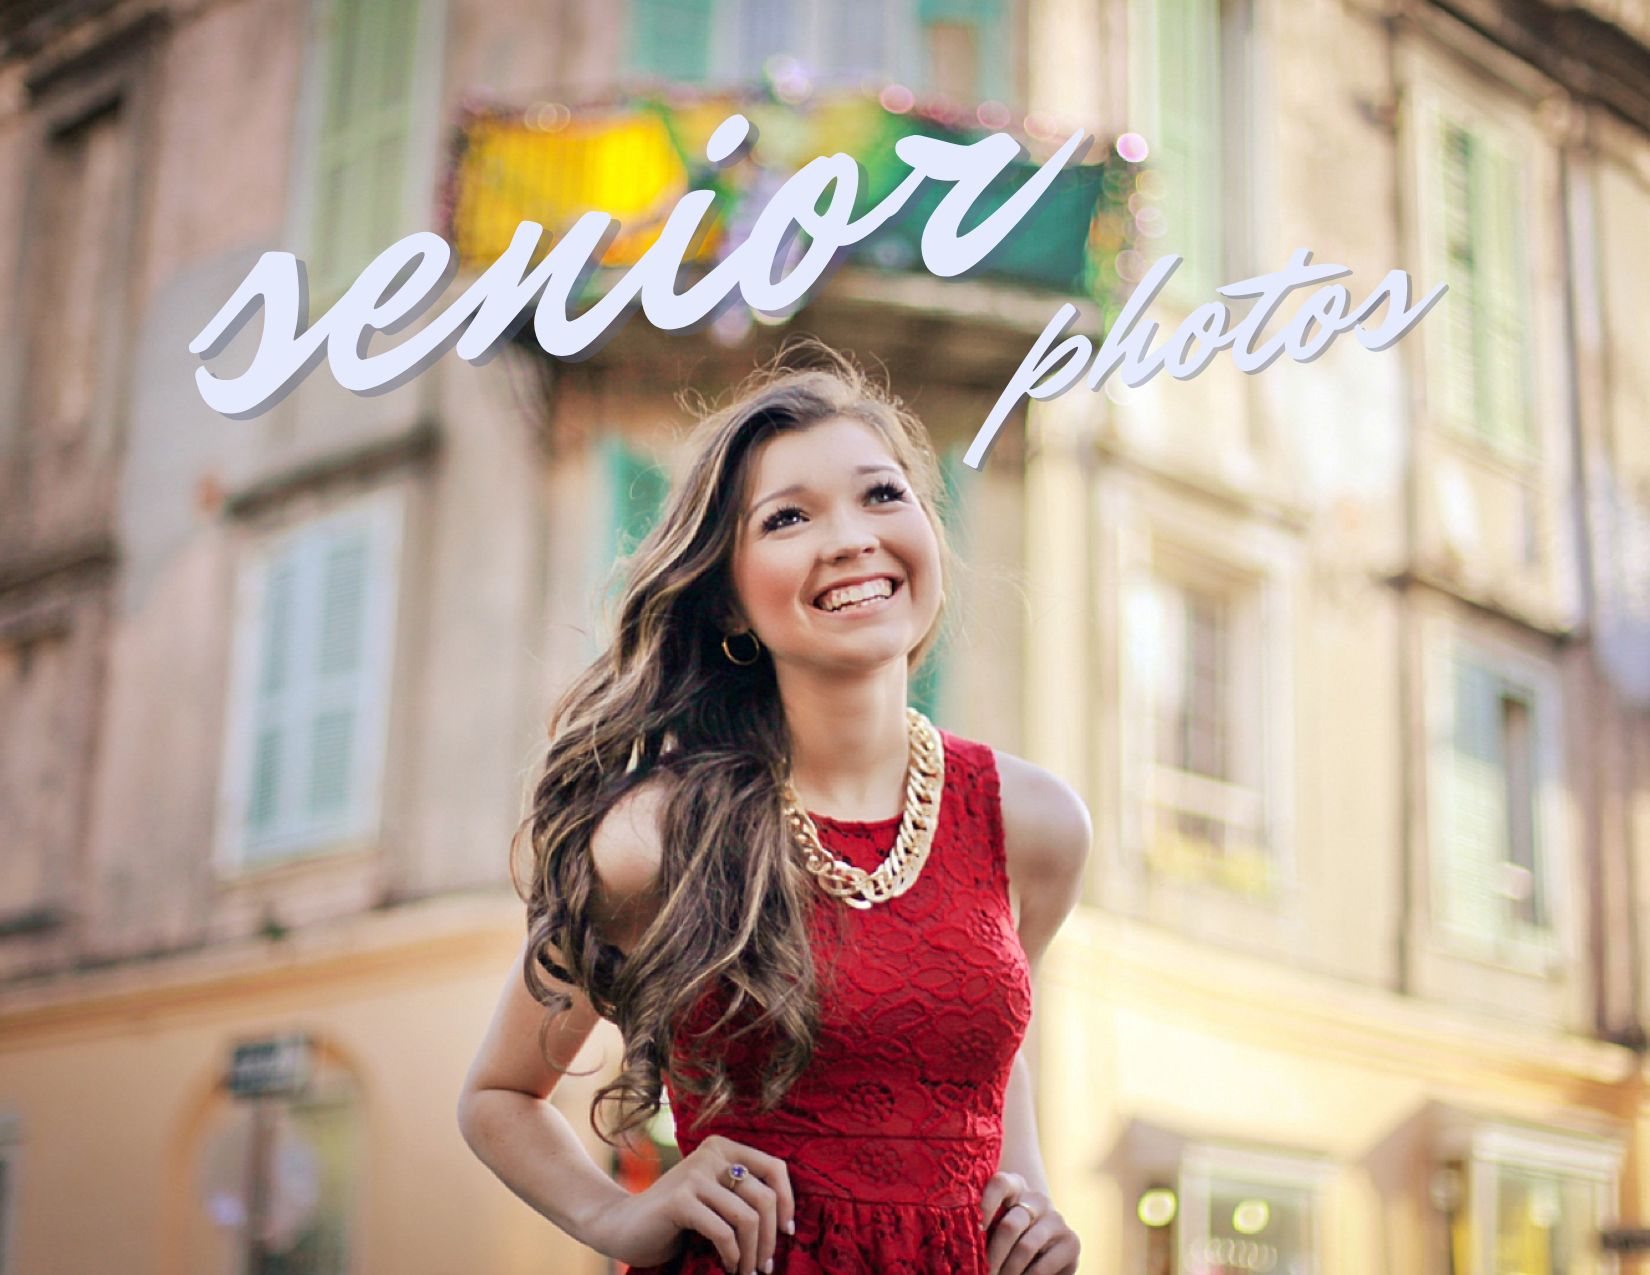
[[1601, 1228, 1650, 1254], [226, 1034, 312, 1099]]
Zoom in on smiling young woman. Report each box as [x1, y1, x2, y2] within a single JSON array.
[[456, 341, 1091, 1275]]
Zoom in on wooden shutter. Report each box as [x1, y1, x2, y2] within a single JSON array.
[[825, 0, 891, 81], [240, 506, 396, 862], [1476, 133, 1534, 455], [304, 530, 370, 823], [1134, 0, 1221, 298], [736, 0, 792, 81], [1431, 112, 1534, 457], [911, 444, 969, 723], [246, 555, 299, 845], [918, 0, 1006, 102], [1438, 654, 1508, 948], [918, 0, 1000, 19], [311, 0, 420, 302], [1433, 115, 1480, 432], [606, 435, 671, 564], [629, 0, 713, 82]]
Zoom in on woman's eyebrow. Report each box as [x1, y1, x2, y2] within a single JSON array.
[[748, 464, 902, 519]]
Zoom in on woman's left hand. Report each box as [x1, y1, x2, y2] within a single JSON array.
[[980, 1171, 1080, 1275]]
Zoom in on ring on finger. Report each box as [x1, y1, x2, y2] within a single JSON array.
[[1004, 1199, 1042, 1224], [725, 1162, 749, 1189]]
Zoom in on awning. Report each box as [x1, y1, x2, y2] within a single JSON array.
[[439, 88, 1142, 311]]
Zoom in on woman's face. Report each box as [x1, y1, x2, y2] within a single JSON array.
[[728, 416, 942, 675]]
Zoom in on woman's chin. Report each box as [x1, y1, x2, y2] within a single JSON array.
[[781, 628, 919, 671]]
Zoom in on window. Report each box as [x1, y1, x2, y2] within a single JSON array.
[[629, 0, 715, 83], [910, 441, 972, 727], [191, 1042, 362, 1275], [627, 0, 1009, 102], [0, 1111, 18, 1275], [23, 98, 125, 448], [1435, 1124, 1621, 1275], [1423, 103, 1534, 460], [586, 435, 671, 663], [1176, 1144, 1330, 1275], [915, 0, 1006, 103], [1122, 550, 1271, 896], [1428, 643, 1560, 967], [305, 0, 427, 306], [217, 491, 404, 871], [0, 629, 75, 926], [1127, 0, 1254, 303], [605, 434, 672, 566]]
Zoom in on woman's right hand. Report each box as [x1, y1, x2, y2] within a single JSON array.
[[598, 1135, 797, 1275]]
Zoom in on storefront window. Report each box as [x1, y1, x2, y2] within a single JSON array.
[[1436, 1125, 1620, 1275], [1177, 1146, 1327, 1275], [188, 1040, 362, 1275], [1493, 1166, 1603, 1275]]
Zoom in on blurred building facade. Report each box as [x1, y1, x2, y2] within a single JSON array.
[[0, 0, 1645, 1273]]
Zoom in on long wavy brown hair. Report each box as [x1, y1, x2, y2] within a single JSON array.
[[508, 341, 964, 1148]]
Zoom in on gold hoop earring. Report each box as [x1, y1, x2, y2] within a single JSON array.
[[721, 630, 761, 666]]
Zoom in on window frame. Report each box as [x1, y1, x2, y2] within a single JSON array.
[[6, 22, 157, 468], [1111, 484, 1297, 906], [1177, 1141, 1335, 1275], [1434, 1118, 1623, 1275], [285, 0, 447, 314], [214, 487, 406, 877], [625, 0, 1011, 102], [1423, 94, 1537, 462], [1124, 0, 1257, 306], [0, 1110, 19, 1275], [1406, 64, 1548, 474], [910, 439, 973, 727], [1422, 621, 1568, 975]]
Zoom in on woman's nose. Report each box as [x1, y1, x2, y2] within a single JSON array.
[[823, 514, 878, 562]]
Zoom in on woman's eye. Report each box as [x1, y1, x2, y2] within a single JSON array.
[[761, 505, 804, 532], [758, 481, 908, 534]]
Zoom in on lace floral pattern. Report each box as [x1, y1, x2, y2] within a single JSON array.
[[626, 731, 1032, 1274]]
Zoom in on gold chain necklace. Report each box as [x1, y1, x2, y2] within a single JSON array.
[[780, 706, 944, 910]]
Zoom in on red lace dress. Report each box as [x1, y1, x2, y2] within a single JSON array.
[[625, 730, 1033, 1274]]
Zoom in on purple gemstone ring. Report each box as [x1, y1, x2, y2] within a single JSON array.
[[726, 1163, 748, 1187]]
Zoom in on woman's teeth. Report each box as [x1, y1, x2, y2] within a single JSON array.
[[815, 580, 896, 611]]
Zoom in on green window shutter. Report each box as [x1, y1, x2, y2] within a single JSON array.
[[919, 0, 1001, 20], [246, 539, 309, 858], [1476, 134, 1534, 456], [1434, 117, 1480, 434], [242, 514, 390, 861], [1134, 0, 1221, 299], [824, 0, 891, 81], [1500, 687, 1545, 933], [629, 0, 713, 82], [911, 445, 970, 726], [606, 434, 671, 565], [1439, 655, 1509, 949], [918, 0, 1007, 103], [311, 0, 420, 303], [736, 0, 793, 81], [246, 556, 299, 842], [305, 530, 370, 823], [1432, 115, 1535, 458]]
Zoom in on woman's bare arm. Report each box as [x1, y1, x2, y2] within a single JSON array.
[[456, 777, 669, 1258]]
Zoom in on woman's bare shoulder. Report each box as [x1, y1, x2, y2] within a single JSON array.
[[990, 749, 1092, 885], [589, 770, 676, 953]]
